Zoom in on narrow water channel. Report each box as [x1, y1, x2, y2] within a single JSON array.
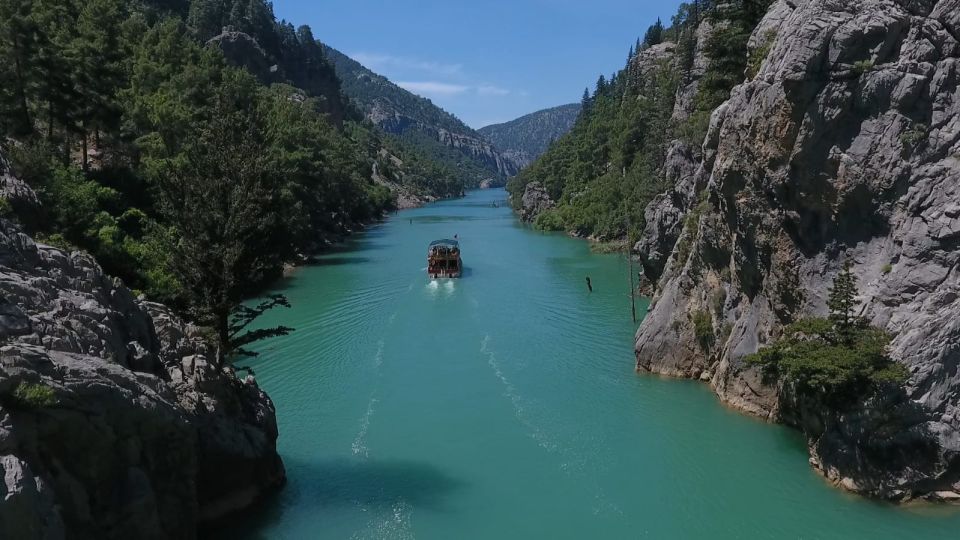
[[218, 189, 959, 539]]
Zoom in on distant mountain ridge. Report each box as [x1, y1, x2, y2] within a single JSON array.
[[322, 45, 517, 186], [479, 104, 581, 170]]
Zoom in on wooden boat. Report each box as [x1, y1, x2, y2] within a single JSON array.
[[428, 239, 462, 278]]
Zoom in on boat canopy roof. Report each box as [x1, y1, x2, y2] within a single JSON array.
[[429, 239, 459, 248]]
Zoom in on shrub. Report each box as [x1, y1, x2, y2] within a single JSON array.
[[693, 310, 715, 350], [9, 382, 57, 409], [852, 60, 874, 75], [746, 263, 908, 407], [533, 209, 566, 232], [746, 318, 907, 406], [881, 263, 892, 275], [747, 31, 777, 79], [711, 288, 727, 315]]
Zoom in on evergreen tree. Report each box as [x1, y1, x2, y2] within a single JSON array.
[[0, 0, 38, 136], [643, 18, 664, 48], [828, 261, 862, 343], [595, 74, 607, 97], [580, 87, 591, 115], [155, 70, 293, 365], [72, 0, 127, 168]]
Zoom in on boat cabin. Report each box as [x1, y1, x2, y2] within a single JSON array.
[[428, 239, 462, 278]]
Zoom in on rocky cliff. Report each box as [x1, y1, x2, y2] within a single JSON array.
[[635, 0, 960, 501], [0, 183, 284, 537]]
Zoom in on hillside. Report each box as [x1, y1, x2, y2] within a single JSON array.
[[322, 46, 517, 187], [478, 103, 581, 170]]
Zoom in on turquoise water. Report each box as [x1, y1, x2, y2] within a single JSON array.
[[220, 189, 959, 539]]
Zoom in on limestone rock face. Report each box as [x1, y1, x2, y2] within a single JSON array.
[[635, 0, 960, 500], [518, 181, 555, 223], [0, 219, 285, 539]]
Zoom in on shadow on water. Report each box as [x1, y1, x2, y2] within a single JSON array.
[[203, 457, 464, 539], [311, 256, 372, 267]]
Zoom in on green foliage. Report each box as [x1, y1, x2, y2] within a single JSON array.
[[9, 382, 57, 409], [509, 0, 773, 244], [900, 123, 928, 151], [747, 30, 776, 79], [711, 288, 727, 315], [2, 0, 408, 358], [881, 263, 892, 274], [852, 59, 874, 75], [693, 310, 715, 350], [508, 56, 680, 241], [533, 209, 566, 232], [643, 18, 665, 48], [746, 266, 908, 407], [0, 197, 12, 217], [827, 261, 860, 342], [746, 318, 907, 406], [697, 0, 774, 113]]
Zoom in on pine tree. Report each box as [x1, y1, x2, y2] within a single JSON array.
[[580, 87, 591, 113], [595, 74, 607, 97], [0, 0, 38, 136], [72, 0, 127, 168], [828, 260, 861, 343], [643, 18, 664, 48], [156, 70, 294, 366]]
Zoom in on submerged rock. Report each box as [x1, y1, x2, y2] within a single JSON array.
[[635, 0, 960, 500], [0, 218, 285, 539]]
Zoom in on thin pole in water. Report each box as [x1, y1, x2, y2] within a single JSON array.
[[628, 233, 636, 324], [625, 182, 636, 324]]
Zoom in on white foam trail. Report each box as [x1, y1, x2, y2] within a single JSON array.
[[353, 340, 386, 458], [352, 396, 378, 458], [350, 500, 415, 540], [480, 336, 557, 452]]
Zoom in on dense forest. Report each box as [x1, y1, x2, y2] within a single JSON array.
[[0, 0, 466, 358], [507, 0, 773, 241]]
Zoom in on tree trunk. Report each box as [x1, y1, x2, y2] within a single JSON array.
[[10, 33, 32, 136], [215, 307, 230, 369], [81, 124, 88, 171], [47, 101, 54, 140]]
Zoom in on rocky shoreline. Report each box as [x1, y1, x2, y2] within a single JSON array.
[[0, 205, 285, 538], [633, 0, 960, 502]]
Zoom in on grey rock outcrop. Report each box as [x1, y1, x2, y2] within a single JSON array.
[[0, 218, 285, 538], [518, 182, 555, 223], [0, 147, 40, 225], [635, 0, 960, 500], [207, 29, 277, 84]]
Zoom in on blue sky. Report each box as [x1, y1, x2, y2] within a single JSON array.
[[272, 0, 684, 129]]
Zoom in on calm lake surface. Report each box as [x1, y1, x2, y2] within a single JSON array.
[[220, 189, 959, 539]]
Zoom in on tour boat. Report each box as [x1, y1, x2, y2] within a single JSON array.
[[427, 239, 462, 278]]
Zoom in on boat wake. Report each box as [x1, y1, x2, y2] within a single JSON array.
[[350, 500, 415, 540], [352, 396, 378, 458], [480, 335, 557, 453], [353, 339, 385, 458]]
